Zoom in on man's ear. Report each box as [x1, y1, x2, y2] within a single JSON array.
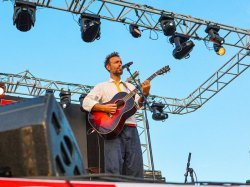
[[106, 64, 110, 72]]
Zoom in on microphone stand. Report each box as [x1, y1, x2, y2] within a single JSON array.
[[125, 66, 156, 180], [184, 152, 195, 184]]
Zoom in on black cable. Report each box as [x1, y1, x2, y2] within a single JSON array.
[[204, 35, 216, 51], [148, 12, 158, 24], [87, 128, 95, 135], [124, 24, 130, 32], [71, 13, 80, 26], [97, 133, 101, 174], [149, 29, 159, 40]]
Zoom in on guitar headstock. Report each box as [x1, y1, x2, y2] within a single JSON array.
[[156, 66, 170, 75]]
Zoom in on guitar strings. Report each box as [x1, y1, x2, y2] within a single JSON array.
[[122, 89, 136, 102], [122, 72, 160, 102]]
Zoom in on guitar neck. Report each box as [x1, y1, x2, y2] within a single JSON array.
[[146, 73, 158, 82], [123, 72, 158, 102]]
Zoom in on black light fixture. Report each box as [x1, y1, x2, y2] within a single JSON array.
[[79, 13, 101, 43], [151, 102, 168, 121], [0, 83, 5, 97], [45, 89, 54, 95], [129, 24, 141, 38], [13, 1, 36, 32], [205, 25, 224, 45], [205, 25, 226, 56], [169, 33, 195, 60], [59, 89, 71, 109], [159, 14, 176, 36]]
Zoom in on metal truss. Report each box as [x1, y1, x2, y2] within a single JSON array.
[[0, 44, 250, 115], [4, 0, 250, 50], [0, 70, 94, 102], [148, 44, 250, 114], [136, 110, 152, 170]]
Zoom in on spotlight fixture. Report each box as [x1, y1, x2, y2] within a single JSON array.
[[151, 102, 168, 121], [13, 1, 36, 32], [59, 89, 71, 109], [169, 33, 195, 60], [205, 25, 226, 55], [213, 43, 226, 56], [45, 89, 54, 95], [159, 14, 176, 36], [0, 83, 5, 97], [129, 24, 141, 38], [79, 13, 101, 43], [205, 25, 225, 45]]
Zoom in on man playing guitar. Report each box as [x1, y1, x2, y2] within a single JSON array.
[[82, 52, 150, 178]]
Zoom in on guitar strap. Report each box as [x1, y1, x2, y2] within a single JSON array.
[[121, 82, 132, 93]]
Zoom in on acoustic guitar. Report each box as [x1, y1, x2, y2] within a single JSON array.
[[88, 66, 170, 139]]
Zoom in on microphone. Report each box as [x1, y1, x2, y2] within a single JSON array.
[[122, 61, 133, 69]]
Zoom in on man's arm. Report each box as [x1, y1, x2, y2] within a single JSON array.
[[83, 83, 118, 114]]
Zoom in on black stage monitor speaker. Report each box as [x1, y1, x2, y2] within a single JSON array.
[[63, 105, 104, 174], [0, 94, 86, 177]]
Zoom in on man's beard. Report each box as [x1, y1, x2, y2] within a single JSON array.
[[114, 69, 123, 76]]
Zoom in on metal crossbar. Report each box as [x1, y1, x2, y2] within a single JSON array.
[[4, 0, 250, 50]]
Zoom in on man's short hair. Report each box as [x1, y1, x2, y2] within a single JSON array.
[[104, 52, 120, 71]]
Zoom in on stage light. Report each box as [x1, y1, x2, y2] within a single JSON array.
[[129, 24, 141, 38], [59, 89, 71, 109], [205, 25, 226, 56], [13, 1, 36, 32], [214, 43, 226, 56], [45, 89, 54, 95], [205, 25, 225, 45], [151, 102, 168, 121], [79, 13, 101, 42], [0, 83, 5, 97], [159, 14, 176, 36], [169, 33, 195, 60]]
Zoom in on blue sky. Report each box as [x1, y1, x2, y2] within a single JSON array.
[[1, 0, 250, 183]]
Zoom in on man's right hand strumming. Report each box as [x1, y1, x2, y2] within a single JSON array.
[[92, 103, 117, 114]]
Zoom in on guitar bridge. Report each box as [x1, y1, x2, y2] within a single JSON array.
[[107, 113, 113, 118]]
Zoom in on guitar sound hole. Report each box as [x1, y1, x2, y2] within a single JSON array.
[[115, 100, 125, 109]]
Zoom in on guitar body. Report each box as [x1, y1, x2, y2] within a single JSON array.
[[88, 92, 137, 139]]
